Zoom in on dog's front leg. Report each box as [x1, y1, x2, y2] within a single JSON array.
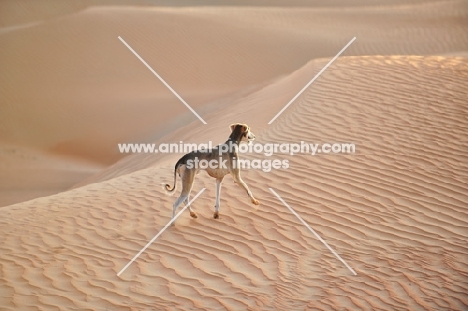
[[232, 172, 259, 205], [213, 178, 223, 219]]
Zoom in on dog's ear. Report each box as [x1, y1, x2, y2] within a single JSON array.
[[241, 124, 248, 132], [230, 123, 240, 132]]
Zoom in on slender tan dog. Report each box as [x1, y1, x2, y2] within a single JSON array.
[[165, 123, 259, 222]]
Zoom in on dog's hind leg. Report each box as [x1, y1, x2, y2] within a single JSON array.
[[172, 195, 187, 222], [184, 191, 198, 219], [171, 168, 195, 224], [213, 178, 224, 219]]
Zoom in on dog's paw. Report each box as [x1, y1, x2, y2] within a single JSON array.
[[252, 199, 260, 205], [190, 212, 198, 219], [213, 212, 219, 219]]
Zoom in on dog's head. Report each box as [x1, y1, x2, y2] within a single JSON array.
[[230, 123, 256, 144]]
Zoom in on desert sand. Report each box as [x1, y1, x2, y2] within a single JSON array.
[[1, 0, 467, 310]]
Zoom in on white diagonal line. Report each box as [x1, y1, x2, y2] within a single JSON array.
[[268, 37, 356, 124], [269, 188, 357, 275], [118, 36, 207, 125], [117, 188, 206, 276]]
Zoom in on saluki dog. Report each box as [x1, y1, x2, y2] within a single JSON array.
[[165, 123, 259, 222]]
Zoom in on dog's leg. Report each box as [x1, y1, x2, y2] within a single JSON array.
[[184, 191, 198, 219], [213, 178, 223, 219], [171, 167, 195, 225], [172, 195, 187, 224], [232, 172, 259, 205]]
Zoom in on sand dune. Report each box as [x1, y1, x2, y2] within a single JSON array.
[[1, 0, 468, 310], [2, 55, 467, 309], [2, 0, 466, 202]]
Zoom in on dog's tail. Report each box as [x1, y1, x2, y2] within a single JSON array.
[[165, 169, 177, 192], [165, 155, 187, 192]]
